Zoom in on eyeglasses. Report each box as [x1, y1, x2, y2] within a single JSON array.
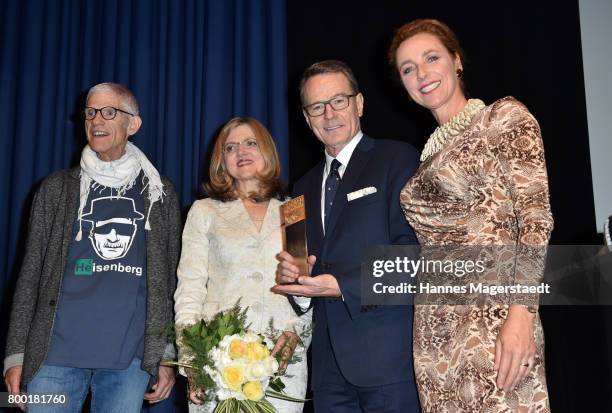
[[84, 106, 135, 120], [223, 138, 259, 154], [303, 93, 357, 117]]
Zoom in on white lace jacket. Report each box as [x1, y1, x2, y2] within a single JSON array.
[[174, 197, 312, 368]]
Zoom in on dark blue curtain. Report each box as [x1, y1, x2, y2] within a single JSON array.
[[0, 0, 288, 411]]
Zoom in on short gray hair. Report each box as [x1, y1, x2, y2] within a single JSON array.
[[86, 82, 140, 115], [299, 60, 360, 105]]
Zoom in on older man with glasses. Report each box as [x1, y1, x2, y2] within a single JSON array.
[[273, 60, 421, 412], [3, 82, 181, 412]]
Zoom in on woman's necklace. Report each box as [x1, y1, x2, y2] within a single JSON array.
[[420, 98, 486, 162]]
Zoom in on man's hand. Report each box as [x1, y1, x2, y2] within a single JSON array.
[[274, 250, 340, 296], [272, 273, 341, 298], [271, 331, 300, 374], [4, 366, 25, 411], [495, 305, 537, 391], [144, 365, 175, 404], [276, 252, 317, 284]]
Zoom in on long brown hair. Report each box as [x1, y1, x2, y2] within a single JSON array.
[[205, 117, 284, 202]]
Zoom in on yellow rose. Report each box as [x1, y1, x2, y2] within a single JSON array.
[[222, 366, 244, 390], [246, 342, 269, 362], [242, 381, 264, 401], [229, 339, 248, 359]]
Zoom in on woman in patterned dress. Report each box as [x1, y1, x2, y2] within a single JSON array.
[[388, 19, 553, 412]]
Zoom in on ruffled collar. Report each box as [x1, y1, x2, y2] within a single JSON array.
[[420, 98, 485, 162]]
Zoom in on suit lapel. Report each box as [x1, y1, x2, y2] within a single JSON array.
[[325, 136, 374, 238]]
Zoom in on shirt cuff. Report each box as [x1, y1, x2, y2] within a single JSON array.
[[3, 353, 23, 377], [162, 342, 176, 361], [293, 296, 311, 312]]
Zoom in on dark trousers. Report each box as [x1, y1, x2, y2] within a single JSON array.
[[312, 329, 419, 413]]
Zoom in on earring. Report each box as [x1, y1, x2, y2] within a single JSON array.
[[456, 68, 463, 79]]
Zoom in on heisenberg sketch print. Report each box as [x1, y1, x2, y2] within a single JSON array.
[[81, 196, 144, 260]]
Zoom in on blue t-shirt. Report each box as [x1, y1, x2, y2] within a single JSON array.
[[46, 179, 147, 369]]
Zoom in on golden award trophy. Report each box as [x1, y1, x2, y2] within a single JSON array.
[[280, 195, 309, 276]]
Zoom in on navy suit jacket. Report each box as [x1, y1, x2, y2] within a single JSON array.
[[291, 134, 420, 389]]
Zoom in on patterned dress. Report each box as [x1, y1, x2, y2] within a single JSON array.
[[400, 97, 553, 412]]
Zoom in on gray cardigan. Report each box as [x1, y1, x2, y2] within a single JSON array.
[[4, 167, 182, 385]]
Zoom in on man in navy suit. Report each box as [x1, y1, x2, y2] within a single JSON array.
[[273, 60, 420, 412]]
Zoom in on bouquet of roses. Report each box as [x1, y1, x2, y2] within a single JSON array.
[[174, 301, 307, 413]]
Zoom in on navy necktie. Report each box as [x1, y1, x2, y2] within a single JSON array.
[[324, 159, 342, 231]]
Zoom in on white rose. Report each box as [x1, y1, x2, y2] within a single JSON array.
[[247, 362, 268, 380], [243, 331, 260, 343], [263, 356, 279, 376]]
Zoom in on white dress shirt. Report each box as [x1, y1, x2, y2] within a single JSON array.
[[294, 131, 363, 311], [320, 131, 363, 231]]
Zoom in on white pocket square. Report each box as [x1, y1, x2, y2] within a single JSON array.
[[347, 186, 377, 201]]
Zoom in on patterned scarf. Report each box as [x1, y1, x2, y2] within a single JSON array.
[[76, 141, 165, 240]]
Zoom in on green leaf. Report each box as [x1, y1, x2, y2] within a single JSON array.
[[213, 399, 227, 413], [241, 400, 260, 413], [268, 377, 285, 393], [256, 399, 278, 413], [230, 398, 241, 412], [265, 389, 309, 403]]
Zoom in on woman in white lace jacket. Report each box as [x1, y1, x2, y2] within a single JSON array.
[[174, 117, 311, 413]]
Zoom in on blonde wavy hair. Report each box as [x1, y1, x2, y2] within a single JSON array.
[[205, 117, 284, 202]]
